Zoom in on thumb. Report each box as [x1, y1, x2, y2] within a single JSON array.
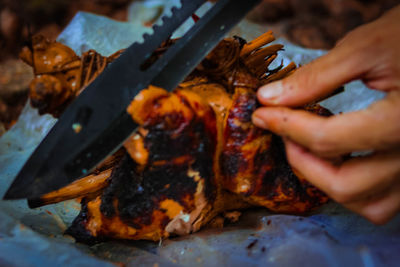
[[257, 41, 368, 107]]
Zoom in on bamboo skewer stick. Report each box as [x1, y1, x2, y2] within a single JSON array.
[[240, 30, 275, 58], [263, 62, 296, 84], [244, 44, 284, 68], [253, 54, 278, 77], [28, 169, 112, 208]]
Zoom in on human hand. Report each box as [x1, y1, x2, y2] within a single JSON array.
[[252, 5, 400, 224]]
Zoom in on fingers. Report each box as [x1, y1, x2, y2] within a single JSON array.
[[253, 107, 329, 154], [257, 41, 367, 107], [256, 5, 400, 107], [284, 140, 400, 224], [345, 183, 400, 225], [256, 6, 400, 107], [252, 91, 400, 157], [253, 6, 400, 225]]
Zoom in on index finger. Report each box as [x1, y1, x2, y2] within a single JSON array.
[[256, 17, 386, 107], [252, 91, 400, 157], [257, 42, 367, 107]]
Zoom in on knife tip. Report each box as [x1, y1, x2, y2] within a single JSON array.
[[3, 176, 42, 200], [3, 187, 22, 200], [3, 181, 47, 200]]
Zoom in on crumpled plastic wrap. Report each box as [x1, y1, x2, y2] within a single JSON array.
[[0, 1, 398, 266]]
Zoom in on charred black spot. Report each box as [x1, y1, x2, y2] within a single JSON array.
[[66, 199, 100, 245], [201, 58, 220, 70], [73, 95, 218, 232], [220, 150, 241, 180], [110, 161, 199, 227], [247, 239, 258, 249], [254, 135, 326, 207], [145, 119, 210, 162], [100, 154, 138, 218], [233, 35, 247, 48], [161, 215, 172, 229], [98, 153, 159, 228], [255, 135, 299, 197], [190, 128, 217, 201], [97, 119, 217, 227], [30, 97, 48, 114], [304, 103, 333, 117]]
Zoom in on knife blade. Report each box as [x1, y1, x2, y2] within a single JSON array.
[[4, 0, 261, 200]]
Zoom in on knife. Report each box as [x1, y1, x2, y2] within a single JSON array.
[[4, 0, 261, 200]]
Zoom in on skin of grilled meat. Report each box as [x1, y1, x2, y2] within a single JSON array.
[[220, 88, 329, 213], [19, 35, 80, 117], [19, 35, 121, 117], [23, 33, 332, 242], [68, 86, 222, 242]]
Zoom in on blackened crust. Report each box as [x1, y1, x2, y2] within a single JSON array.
[[65, 199, 100, 245]]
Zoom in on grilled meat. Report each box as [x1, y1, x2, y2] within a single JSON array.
[[19, 35, 122, 117], [23, 31, 331, 242]]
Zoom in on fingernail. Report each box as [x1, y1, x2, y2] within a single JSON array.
[[258, 81, 283, 103], [252, 113, 269, 129]]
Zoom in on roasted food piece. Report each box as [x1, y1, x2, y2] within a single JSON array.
[[19, 35, 122, 117], [220, 88, 329, 212], [24, 31, 331, 242], [67, 86, 247, 242]]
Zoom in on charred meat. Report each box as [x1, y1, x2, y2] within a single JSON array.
[[23, 31, 330, 242]]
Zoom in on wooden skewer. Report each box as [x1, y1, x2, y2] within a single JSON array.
[[263, 62, 296, 84], [28, 169, 112, 208], [286, 69, 296, 77], [245, 44, 283, 68], [240, 30, 275, 58], [253, 54, 278, 77], [263, 54, 278, 68]]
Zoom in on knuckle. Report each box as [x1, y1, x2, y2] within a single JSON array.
[[363, 211, 390, 225], [309, 132, 334, 155], [328, 180, 355, 203], [309, 137, 328, 154]]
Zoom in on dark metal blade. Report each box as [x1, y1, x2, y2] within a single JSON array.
[[4, 0, 261, 200]]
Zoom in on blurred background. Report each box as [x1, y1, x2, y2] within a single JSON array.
[[0, 0, 398, 133]]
